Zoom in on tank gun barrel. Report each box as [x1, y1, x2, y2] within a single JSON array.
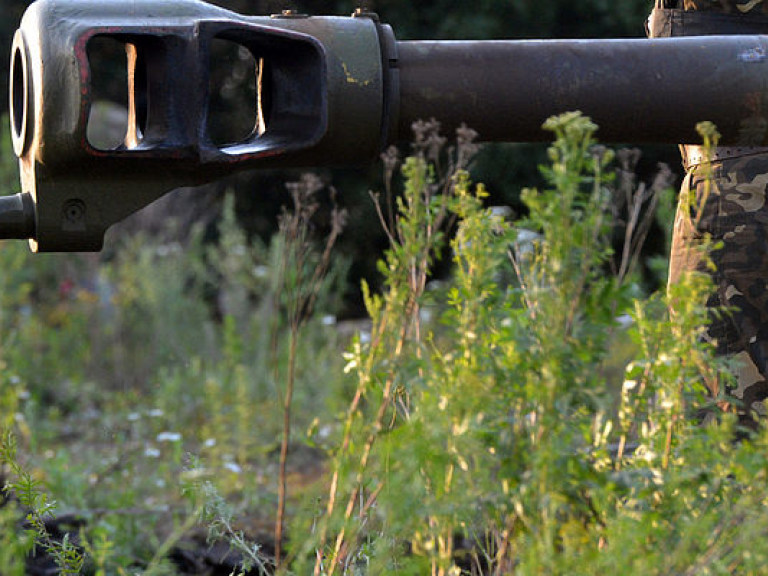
[[397, 37, 768, 144]]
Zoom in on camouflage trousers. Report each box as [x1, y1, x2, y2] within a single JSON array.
[[670, 152, 768, 426], [648, 3, 768, 427]]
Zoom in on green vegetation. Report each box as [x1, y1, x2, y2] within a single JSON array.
[[3, 110, 768, 575]]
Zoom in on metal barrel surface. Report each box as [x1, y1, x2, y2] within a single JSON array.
[[397, 35, 768, 144]]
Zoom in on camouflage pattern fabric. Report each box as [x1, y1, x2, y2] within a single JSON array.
[[650, 2, 768, 428], [669, 157, 768, 427]]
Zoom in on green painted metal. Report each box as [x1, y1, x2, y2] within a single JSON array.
[[6, 0, 393, 251]]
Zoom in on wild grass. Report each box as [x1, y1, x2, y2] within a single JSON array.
[[2, 111, 768, 575]]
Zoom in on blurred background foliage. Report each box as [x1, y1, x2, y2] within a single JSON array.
[[0, 0, 675, 313]]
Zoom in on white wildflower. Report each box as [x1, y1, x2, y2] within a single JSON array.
[[156, 431, 182, 442], [343, 351, 359, 374], [623, 379, 638, 391], [490, 205, 513, 218], [322, 315, 337, 326], [182, 468, 208, 480]]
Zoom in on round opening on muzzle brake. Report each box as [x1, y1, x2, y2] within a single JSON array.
[[10, 42, 27, 155]]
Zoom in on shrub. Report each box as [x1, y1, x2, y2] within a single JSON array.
[[300, 113, 768, 576]]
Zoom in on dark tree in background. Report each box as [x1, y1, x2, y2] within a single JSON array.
[[0, 0, 673, 313]]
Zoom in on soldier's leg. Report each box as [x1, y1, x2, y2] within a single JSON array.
[[649, 1, 768, 427], [669, 154, 768, 428]]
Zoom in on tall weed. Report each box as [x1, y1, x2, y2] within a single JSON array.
[[299, 113, 768, 575]]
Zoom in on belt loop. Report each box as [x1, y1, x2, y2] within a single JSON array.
[[648, 8, 675, 38], [679, 145, 768, 169]]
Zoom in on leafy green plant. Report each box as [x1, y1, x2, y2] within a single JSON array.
[[1, 431, 84, 574], [285, 112, 768, 576], [0, 497, 30, 576], [185, 474, 272, 575], [303, 119, 467, 576]]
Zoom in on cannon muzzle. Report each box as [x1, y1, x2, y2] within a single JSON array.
[[7, 0, 397, 251], [7, 0, 768, 251]]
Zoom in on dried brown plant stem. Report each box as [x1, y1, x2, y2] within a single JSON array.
[[323, 315, 412, 575], [312, 307, 392, 575], [315, 123, 476, 574], [316, 195, 430, 576], [274, 324, 297, 569], [611, 146, 673, 285], [274, 175, 345, 570]]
